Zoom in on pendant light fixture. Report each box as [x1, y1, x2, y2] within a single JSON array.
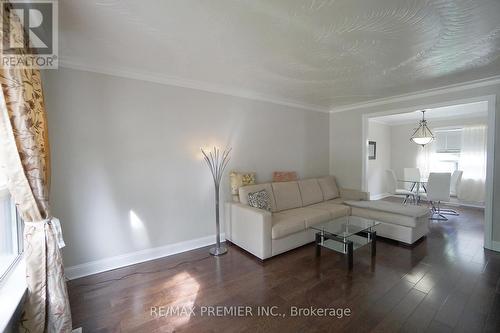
[[410, 110, 434, 147]]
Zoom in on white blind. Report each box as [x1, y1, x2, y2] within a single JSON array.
[[435, 129, 462, 153]]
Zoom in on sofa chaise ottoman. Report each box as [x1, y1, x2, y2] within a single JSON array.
[[344, 200, 429, 245]]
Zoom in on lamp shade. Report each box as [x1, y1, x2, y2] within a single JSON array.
[[410, 110, 434, 147], [411, 136, 434, 146]]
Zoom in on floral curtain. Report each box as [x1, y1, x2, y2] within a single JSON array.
[[0, 4, 72, 333]]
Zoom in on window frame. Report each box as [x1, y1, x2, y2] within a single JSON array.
[[0, 163, 27, 332], [0, 187, 23, 283], [434, 128, 462, 153], [432, 128, 463, 174]]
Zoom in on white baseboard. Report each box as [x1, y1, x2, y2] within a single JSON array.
[[456, 202, 485, 209], [487, 241, 500, 252], [370, 193, 391, 200], [65, 233, 225, 280]]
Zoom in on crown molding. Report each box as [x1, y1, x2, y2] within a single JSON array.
[[372, 111, 488, 126], [330, 75, 500, 114], [367, 118, 390, 125], [58, 59, 329, 113], [57, 60, 500, 115]]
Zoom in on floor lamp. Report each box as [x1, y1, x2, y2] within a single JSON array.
[[201, 146, 231, 256]]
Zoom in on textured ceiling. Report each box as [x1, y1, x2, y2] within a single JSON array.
[[59, 0, 500, 111]]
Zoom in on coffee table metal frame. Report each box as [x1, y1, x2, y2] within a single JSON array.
[[312, 217, 378, 270]]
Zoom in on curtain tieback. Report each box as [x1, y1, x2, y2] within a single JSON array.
[[24, 217, 66, 249]]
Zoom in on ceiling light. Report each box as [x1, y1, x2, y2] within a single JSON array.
[[410, 110, 434, 147]]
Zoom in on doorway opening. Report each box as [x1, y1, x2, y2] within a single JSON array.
[[361, 96, 496, 250]]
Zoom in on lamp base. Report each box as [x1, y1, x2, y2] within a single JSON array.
[[209, 246, 228, 256]]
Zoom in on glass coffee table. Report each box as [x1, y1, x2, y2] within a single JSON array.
[[310, 216, 380, 270]]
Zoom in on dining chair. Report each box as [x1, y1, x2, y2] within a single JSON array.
[[435, 170, 463, 216], [386, 170, 415, 204], [404, 168, 421, 192], [422, 172, 451, 221], [450, 170, 463, 197]]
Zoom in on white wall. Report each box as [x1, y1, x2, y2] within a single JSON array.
[[390, 116, 487, 180], [43, 68, 330, 268], [329, 82, 500, 247], [366, 121, 391, 198]]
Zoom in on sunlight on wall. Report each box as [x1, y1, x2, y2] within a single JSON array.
[[129, 210, 151, 249]]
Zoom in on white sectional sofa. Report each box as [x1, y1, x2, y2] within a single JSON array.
[[225, 176, 429, 260]]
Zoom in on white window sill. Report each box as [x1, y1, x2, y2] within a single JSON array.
[[0, 256, 26, 332], [0, 187, 9, 199]]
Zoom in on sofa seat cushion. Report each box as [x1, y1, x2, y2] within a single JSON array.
[[324, 198, 344, 205], [344, 200, 429, 218], [278, 207, 331, 228], [298, 179, 323, 206], [344, 200, 429, 229], [271, 214, 306, 239], [272, 181, 302, 211], [350, 207, 423, 228], [308, 202, 351, 220]]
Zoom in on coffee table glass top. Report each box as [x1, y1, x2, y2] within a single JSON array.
[[310, 216, 380, 239]]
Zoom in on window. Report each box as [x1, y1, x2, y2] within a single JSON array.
[[433, 129, 462, 173], [0, 166, 22, 281], [435, 129, 462, 153]]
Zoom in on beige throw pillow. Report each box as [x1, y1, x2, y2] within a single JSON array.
[[272, 171, 298, 182], [230, 171, 256, 202]]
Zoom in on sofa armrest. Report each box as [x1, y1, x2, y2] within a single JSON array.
[[340, 188, 369, 201], [225, 202, 272, 260]]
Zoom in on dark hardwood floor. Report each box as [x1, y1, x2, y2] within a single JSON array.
[[68, 200, 500, 332]]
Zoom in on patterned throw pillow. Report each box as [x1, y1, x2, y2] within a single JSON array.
[[230, 171, 256, 202], [247, 190, 272, 211], [272, 171, 298, 182]]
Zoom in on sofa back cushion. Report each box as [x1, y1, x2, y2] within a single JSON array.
[[298, 179, 323, 206], [272, 181, 302, 211], [239, 183, 277, 212], [317, 176, 339, 200]]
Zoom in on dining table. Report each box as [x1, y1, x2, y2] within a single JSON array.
[[398, 178, 428, 204]]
